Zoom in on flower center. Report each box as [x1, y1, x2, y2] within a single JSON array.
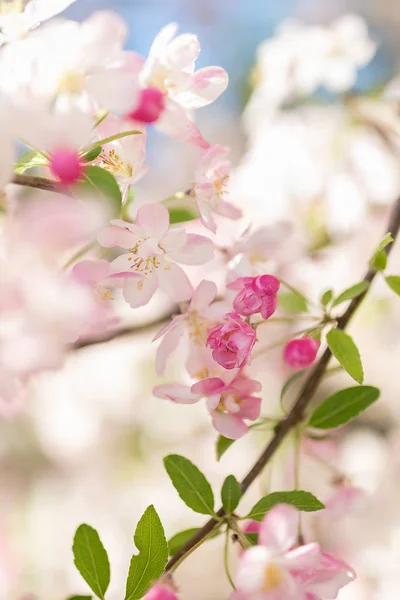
[[127, 241, 164, 275], [263, 563, 284, 592], [0, 0, 24, 16], [185, 311, 212, 346], [99, 149, 133, 179], [58, 71, 85, 95], [213, 174, 229, 198]]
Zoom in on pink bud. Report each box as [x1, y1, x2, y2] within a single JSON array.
[[128, 87, 166, 123], [206, 312, 256, 370], [228, 274, 280, 319], [49, 149, 83, 184], [284, 337, 320, 369], [145, 584, 179, 600]]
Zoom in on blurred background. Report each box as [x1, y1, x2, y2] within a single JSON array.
[[2, 1, 400, 599]]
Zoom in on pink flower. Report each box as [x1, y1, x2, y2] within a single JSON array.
[[228, 275, 280, 319], [154, 372, 262, 439], [284, 337, 320, 369], [324, 486, 366, 520], [126, 23, 229, 147], [145, 584, 179, 600], [234, 504, 355, 600], [206, 312, 256, 370], [128, 87, 166, 123], [97, 203, 214, 308], [153, 280, 228, 375], [193, 145, 242, 232], [49, 148, 83, 184]]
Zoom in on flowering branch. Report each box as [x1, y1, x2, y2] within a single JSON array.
[[165, 197, 400, 572], [12, 174, 70, 195]]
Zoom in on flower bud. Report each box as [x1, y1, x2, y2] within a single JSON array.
[[284, 336, 320, 369], [228, 274, 280, 319], [128, 87, 166, 123], [49, 149, 83, 184], [145, 584, 179, 600], [206, 312, 256, 370]]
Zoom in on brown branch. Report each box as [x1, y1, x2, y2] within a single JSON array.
[[166, 197, 400, 572], [12, 174, 71, 196]]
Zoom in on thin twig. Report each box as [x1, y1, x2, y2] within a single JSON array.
[[12, 174, 71, 196], [166, 197, 400, 572]]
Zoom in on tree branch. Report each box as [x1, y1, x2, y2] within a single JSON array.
[[166, 197, 400, 572], [12, 174, 71, 196]]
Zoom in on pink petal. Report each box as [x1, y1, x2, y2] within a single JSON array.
[[211, 411, 248, 439], [196, 198, 217, 233], [157, 262, 193, 301], [191, 377, 225, 396], [259, 504, 298, 553], [283, 543, 321, 570], [166, 33, 200, 71], [122, 272, 158, 308], [97, 224, 137, 249], [157, 101, 210, 148], [152, 314, 185, 342], [175, 67, 229, 109], [72, 259, 110, 284], [167, 233, 214, 265], [213, 198, 242, 220], [136, 203, 170, 239], [155, 325, 184, 375], [237, 396, 262, 420], [189, 280, 217, 311], [303, 553, 356, 599], [153, 383, 199, 404]]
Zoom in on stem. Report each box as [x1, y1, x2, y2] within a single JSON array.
[[226, 518, 251, 549], [294, 427, 304, 543], [252, 327, 314, 359], [166, 197, 400, 572], [224, 529, 236, 590], [12, 174, 72, 196]]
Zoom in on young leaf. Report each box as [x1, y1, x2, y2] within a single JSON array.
[[247, 491, 325, 521], [168, 207, 198, 224], [221, 475, 241, 513], [370, 249, 387, 271], [308, 385, 380, 429], [280, 370, 307, 403], [72, 524, 110, 600], [80, 146, 102, 163], [321, 289, 333, 307], [15, 150, 48, 174], [376, 233, 394, 252], [125, 505, 168, 600], [385, 275, 400, 297], [278, 291, 308, 314], [216, 435, 236, 461], [326, 328, 364, 384], [67, 596, 93, 600], [92, 129, 142, 148], [332, 281, 369, 308], [167, 528, 198, 556], [164, 454, 215, 515], [79, 166, 122, 214]]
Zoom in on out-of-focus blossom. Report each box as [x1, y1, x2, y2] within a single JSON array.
[[96, 115, 148, 197], [0, 0, 77, 43], [127, 86, 166, 124], [97, 203, 214, 308], [234, 504, 355, 599], [284, 337, 320, 369], [206, 312, 256, 370], [192, 145, 241, 233], [126, 23, 229, 147], [153, 279, 228, 375], [228, 275, 280, 319], [154, 371, 261, 439], [324, 486, 367, 520], [145, 583, 179, 600]]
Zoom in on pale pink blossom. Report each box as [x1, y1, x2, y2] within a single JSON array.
[[234, 504, 355, 600], [154, 372, 261, 439], [153, 279, 228, 375], [284, 337, 320, 369], [0, 0, 77, 43], [193, 145, 241, 233], [324, 486, 366, 520], [97, 203, 214, 308], [96, 114, 148, 197], [206, 312, 256, 370], [145, 583, 179, 600], [228, 275, 280, 319], [126, 23, 229, 147]]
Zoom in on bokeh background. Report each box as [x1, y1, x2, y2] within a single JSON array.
[[2, 1, 400, 599]]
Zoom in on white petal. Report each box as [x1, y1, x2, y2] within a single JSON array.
[[174, 66, 229, 109], [155, 325, 184, 375], [167, 233, 214, 265], [123, 272, 157, 308], [153, 383, 199, 404], [136, 203, 170, 240], [258, 504, 298, 554], [189, 280, 217, 311], [157, 262, 193, 301]]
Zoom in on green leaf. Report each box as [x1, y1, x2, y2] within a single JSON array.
[[221, 475, 241, 513], [121, 187, 135, 222], [280, 370, 306, 403], [80, 146, 102, 163], [376, 233, 394, 252], [78, 166, 122, 214], [168, 207, 198, 224], [72, 524, 110, 600], [308, 385, 380, 429], [216, 435, 236, 461], [15, 150, 48, 174], [371, 249, 387, 271], [244, 533, 258, 546], [247, 491, 325, 521], [278, 291, 308, 314], [385, 275, 400, 297], [92, 129, 142, 148], [332, 281, 369, 308], [321, 289, 333, 307], [67, 596, 93, 600], [326, 328, 364, 384], [125, 505, 168, 600], [167, 528, 198, 556], [164, 454, 215, 515]]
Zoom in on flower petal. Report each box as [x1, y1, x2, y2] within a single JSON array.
[[97, 225, 137, 249], [136, 203, 170, 239], [152, 314, 185, 342], [157, 262, 193, 301], [189, 279, 217, 311], [175, 66, 229, 109], [153, 383, 199, 404], [122, 272, 157, 308], [155, 324, 184, 375], [259, 504, 298, 553], [157, 101, 210, 148], [211, 411, 248, 439], [191, 377, 225, 395], [167, 233, 214, 265]]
